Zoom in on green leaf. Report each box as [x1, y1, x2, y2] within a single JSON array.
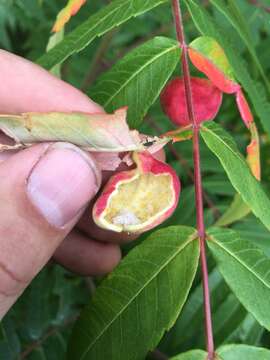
[[0, 316, 21, 359], [170, 350, 207, 360], [212, 293, 246, 346], [230, 313, 263, 345], [37, 0, 168, 70], [203, 175, 234, 197], [201, 122, 270, 231], [209, 0, 270, 91], [43, 332, 66, 360], [165, 186, 196, 227], [0, 323, 5, 341], [208, 227, 270, 330], [46, 29, 65, 78], [185, 0, 270, 136], [67, 226, 199, 360], [172, 345, 270, 360], [89, 36, 179, 128], [233, 215, 270, 257], [215, 194, 250, 227], [218, 344, 270, 359], [27, 348, 47, 360], [160, 268, 231, 353]]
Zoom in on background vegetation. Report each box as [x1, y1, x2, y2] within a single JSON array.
[[1, 1, 270, 359]]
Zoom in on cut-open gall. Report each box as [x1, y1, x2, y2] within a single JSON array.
[[160, 77, 222, 126], [93, 151, 180, 233]]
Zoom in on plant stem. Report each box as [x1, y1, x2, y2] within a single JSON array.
[[19, 314, 78, 359], [171, 1, 215, 359], [149, 349, 169, 360]]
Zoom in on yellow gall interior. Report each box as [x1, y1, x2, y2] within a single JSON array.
[[103, 173, 173, 230]]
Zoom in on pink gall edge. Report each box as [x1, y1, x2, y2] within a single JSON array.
[[93, 171, 133, 219], [160, 77, 223, 126], [92, 151, 180, 233], [188, 48, 240, 94]]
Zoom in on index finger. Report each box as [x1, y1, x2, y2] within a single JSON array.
[[0, 50, 103, 114]]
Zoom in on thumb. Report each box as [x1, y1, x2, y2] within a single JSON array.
[[0, 142, 101, 319]]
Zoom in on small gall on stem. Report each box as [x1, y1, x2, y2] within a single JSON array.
[[160, 77, 223, 126]]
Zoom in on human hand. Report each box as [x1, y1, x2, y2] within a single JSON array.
[[0, 50, 165, 319]]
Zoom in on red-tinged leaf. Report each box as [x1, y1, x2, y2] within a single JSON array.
[[188, 36, 239, 94], [52, 0, 86, 33], [163, 125, 193, 143], [247, 140, 260, 180], [236, 88, 254, 127], [247, 122, 261, 180], [0, 108, 142, 152], [160, 77, 223, 126], [0, 108, 167, 156], [93, 152, 122, 171]]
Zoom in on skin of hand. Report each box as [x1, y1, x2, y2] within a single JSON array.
[[0, 50, 165, 320]]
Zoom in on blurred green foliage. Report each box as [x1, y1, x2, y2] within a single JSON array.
[[1, 0, 270, 358]]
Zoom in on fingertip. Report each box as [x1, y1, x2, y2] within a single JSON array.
[[0, 50, 103, 114], [95, 242, 121, 275], [53, 231, 121, 276], [26, 143, 101, 228]]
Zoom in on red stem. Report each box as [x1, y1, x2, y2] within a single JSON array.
[[171, 1, 215, 359]]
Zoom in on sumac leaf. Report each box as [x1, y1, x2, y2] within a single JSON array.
[[67, 226, 199, 360], [0, 108, 152, 153], [201, 122, 269, 230], [37, 0, 168, 70], [208, 227, 270, 330], [172, 345, 270, 360], [218, 344, 270, 359], [90, 37, 180, 128], [170, 350, 208, 360]]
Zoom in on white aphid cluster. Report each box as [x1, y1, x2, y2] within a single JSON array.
[[112, 209, 140, 226]]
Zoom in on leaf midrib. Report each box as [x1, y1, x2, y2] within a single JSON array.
[[201, 124, 250, 171], [76, 0, 129, 45], [210, 235, 270, 291], [39, 1, 124, 67], [39, 0, 167, 68], [103, 43, 178, 107], [79, 230, 198, 360]]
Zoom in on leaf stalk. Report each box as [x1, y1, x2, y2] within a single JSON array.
[[171, 1, 215, 359]]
